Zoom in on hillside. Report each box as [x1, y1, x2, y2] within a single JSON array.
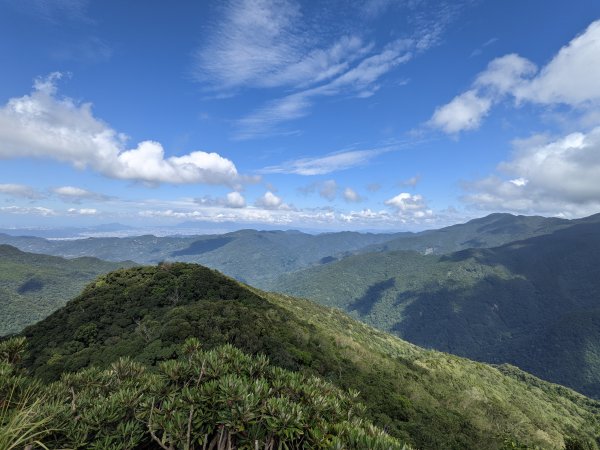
[[268, 220, 600, 399], [360, 213, 572, 255], [20, 263, 600, 449], [0, 229, 396, 284], [0, 245, 133, 336]]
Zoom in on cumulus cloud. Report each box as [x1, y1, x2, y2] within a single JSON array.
[[463, 126, 600, 217], [255, 191, 286, 209], [385, 192, 433, 219], [226, 191, 246, 208], [429, 20, 600, 134], [429, 90, 492, 134], [0, 74, 244, 186], [515, 21, 600, 105], [0, 183, 43, 199], [343, 187, 362, 202], [195, 191, 247, 209]]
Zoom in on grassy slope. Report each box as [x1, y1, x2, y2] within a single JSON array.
[[20, 263, 600, 449], [0, 245, 133, 336], [268, 221, 600, 399]]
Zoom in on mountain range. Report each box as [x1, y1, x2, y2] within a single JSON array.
[[268, 216, 600, 399]]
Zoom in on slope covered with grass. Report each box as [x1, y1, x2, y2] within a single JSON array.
[[20, 263, 600, 449]]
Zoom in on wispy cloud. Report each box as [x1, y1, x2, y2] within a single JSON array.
[[0, 184, 44, 200], [0, 206, 56, 216], [261, 146, 394, 176], [470, 37, 498, 58], [193, 0, 470, 139], [51, 186, 113, 203], [193, 0, 369, 92], [234, 39, 413, 139], [4, 0, 92, 24]]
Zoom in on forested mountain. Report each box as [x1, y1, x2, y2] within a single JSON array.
[[0, 230, 396, 284], [0, 245, 133, 336], [18, 263, 600, 449], [269, 219, 600, 399], [360, 212, 573, 255], [0, 213, 584, 288]]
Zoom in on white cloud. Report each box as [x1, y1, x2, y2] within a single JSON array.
[[430, 20, 600, 134], [226, 191, 246, 208], [0, 74, 245, 186], [343, 187, 362, 202], [235, 40, 413, 138], [474, 54, 536, 95], [193, 0, 368, 92], [255, 191, 286, 209], [463, 126, 600, 217], [68, 207, 98, 215], [516, 20, 600, 106], [385, 192, 433, 219], [52, 185, 111, 202], [429, 90, 492, 134], [0, 184, 43, 199], [0, 206, 56, 216], [262, 146, 392, 175]]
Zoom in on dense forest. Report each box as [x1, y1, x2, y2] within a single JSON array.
[[269, 220, 600, 399]]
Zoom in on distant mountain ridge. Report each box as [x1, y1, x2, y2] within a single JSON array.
[[269, 218, 600, 398], [0, 213, 589, 288]]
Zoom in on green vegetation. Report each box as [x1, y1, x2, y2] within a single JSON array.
[[0, 229, 396, 285], [0, 245, 133, 336], [1, 337, 407, 449], [268, 221, 600, 399], [18, 263, 600, 449], [362, 213, 573, 255]]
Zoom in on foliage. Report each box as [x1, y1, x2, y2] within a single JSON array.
[[0, 244, 133, 336], [269, 220, 600, 399], [17, 263, 600, 449], [1, 337, 407, 449]]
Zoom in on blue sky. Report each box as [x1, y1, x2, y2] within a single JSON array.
[[1, 0, 600, 231]]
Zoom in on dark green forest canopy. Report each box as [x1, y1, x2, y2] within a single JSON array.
[[19, 263, 600, 450], [269, 221, 600, 399], [0, 244, 133, 336]]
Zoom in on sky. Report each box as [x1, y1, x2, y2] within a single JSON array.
[[1, 0, 600, 232]]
